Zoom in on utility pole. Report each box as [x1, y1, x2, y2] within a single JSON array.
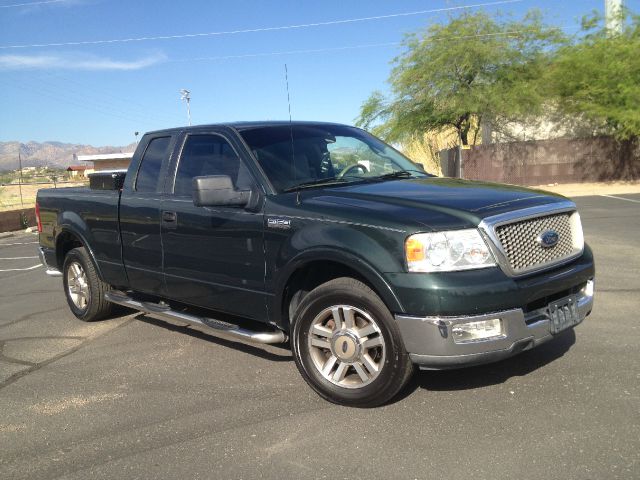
[[180, 89, 191, 126], [605, 0, 624, 35], [18, 146, 24, 207]]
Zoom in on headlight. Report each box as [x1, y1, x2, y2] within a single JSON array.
[[405, 229, 496, 272]]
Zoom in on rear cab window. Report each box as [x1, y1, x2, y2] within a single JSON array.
[[135, 136, 171, 192]]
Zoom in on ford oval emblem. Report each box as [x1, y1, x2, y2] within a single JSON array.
[[537, 230, 559, 248]]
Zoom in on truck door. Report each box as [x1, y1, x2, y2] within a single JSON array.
[[160, 131, 268, 321], [119, 134, 174, 296]]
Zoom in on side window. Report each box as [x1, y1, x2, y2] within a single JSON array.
[[135, 136, 171, 192], [173, 134, 252, 197]]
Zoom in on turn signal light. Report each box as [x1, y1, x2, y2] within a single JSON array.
[[405, 237, 425, 262]]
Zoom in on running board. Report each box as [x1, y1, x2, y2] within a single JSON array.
[[104, 291, 287, 344]]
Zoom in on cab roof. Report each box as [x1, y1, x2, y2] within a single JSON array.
[[145, 121, 351, 136]]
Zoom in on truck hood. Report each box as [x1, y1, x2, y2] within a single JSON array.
[[304, 177, 570, 231]]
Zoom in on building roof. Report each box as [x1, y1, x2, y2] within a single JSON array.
[[78, 152, 134, 162], [67, 165, 88, 171]]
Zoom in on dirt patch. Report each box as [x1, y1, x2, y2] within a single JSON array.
[[0, 423, 26, 433], [29, 393, 125, 416], [0, 182, 86, 212], [529, 181, 640, 197]]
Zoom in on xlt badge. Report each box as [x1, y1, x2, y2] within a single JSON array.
[[267, 217, 291, 230]]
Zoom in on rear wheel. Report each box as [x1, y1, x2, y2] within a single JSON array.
[[291, 277, 413, 407], [62, 247, 113, 321]]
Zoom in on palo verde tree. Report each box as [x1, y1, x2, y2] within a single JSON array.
[[547, 12, 640, 141], [356, 11, 566, 145]]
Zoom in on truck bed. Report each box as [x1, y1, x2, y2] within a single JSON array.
[[37, 186, 126, 286]]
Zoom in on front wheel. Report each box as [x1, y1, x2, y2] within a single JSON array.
[[291, 277, 413, 407], [62, 247, 114, 321]]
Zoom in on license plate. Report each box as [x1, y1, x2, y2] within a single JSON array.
[[548, 296, 580, 334]]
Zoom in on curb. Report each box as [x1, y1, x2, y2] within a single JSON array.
[[0, 228, 36, 239]]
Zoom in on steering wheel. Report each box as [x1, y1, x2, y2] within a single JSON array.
[[338, 163, 369, 178]]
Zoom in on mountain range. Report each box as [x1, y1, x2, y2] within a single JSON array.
[[0, 141, 137, 172]]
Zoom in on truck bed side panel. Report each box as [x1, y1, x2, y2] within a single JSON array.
[[37, 187, 128, 286]]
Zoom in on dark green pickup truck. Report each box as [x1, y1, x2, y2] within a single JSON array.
[[36, 122, 595, 407]]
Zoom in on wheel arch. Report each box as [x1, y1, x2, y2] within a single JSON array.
[[273, 249, 404, 332], [55, 227, 104, 281]]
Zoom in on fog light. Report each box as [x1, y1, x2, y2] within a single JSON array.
[[452, 318, 504, 343], [582, 279, 594, 297]]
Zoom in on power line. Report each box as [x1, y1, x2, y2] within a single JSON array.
[[2, 54, 177, 124], [32, 69, 177, 122], [0, 0, 524, 49], [0, 0, 67, 8], [172, 42, 403, 63], [0, 28, 576, 72], [0, 75, 172, 126], [167, 29, 575, 64]]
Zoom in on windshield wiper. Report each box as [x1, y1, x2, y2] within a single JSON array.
[[282, 177, 355, 193], [372, 170, 420, 181], [372, 169, 434, 181]]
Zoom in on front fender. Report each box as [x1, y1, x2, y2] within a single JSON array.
[[271, 247, 405, 329]]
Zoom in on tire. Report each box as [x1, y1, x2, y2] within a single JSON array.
[[62, 247, 114, 322], [291, 277, 414, 407]]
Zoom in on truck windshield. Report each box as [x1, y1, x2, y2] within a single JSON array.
[[238, 124, 427, 193]]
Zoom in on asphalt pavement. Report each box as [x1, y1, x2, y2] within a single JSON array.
[[0, 194, 639, 480]]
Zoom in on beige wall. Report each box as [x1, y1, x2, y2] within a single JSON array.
[[92, 159, 131, 171]]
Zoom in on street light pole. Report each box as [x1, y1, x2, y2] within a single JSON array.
[[180, 89, 191, 126], [605, 0, 624, 35], [18, 145, 24, 207]]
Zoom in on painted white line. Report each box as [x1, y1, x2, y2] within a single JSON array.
[[0, 264, 42, 272], [0, 241, 39, 246], [600, 194, 640, 204], [0, 256, 39, 260]]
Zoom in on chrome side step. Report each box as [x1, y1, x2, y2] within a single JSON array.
[[104, 291, 288, 344]]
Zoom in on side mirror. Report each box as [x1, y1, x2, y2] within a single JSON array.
[[192, 175, 251, 207], [412, 161, 426, 172]]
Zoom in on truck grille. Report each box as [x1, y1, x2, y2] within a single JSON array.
[[494, 213, 577, 274]]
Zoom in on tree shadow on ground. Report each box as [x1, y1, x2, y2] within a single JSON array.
[[398, 329, 576, 400]]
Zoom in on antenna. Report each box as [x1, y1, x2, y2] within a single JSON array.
[[284, 64, 299, 203], [284, 64, 293, 123]]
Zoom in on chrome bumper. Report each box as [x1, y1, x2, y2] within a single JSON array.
[[38, 246, 62, 277], [396, 280, 594, 370]]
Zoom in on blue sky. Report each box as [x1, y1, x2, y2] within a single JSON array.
[[0, 0, 636, 146]]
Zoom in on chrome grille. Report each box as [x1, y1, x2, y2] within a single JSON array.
[[495, 213, 576, 274]]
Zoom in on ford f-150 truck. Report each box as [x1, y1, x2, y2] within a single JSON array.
[[36, 122, 595, 407]]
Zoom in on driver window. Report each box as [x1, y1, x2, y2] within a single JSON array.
[[174, 134, 252, 197], [328, 136, 394, 177]]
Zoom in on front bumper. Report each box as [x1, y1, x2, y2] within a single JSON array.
[[396, 279, 594, 369]]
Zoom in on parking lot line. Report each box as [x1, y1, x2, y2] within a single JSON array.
[[0, 256, 38, 260], [0, 264, 41, 272], [600, 194, 640, 204], [0, 241, 39, 246]]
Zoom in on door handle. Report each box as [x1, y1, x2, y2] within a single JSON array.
[[162, 211, 177, 223]]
